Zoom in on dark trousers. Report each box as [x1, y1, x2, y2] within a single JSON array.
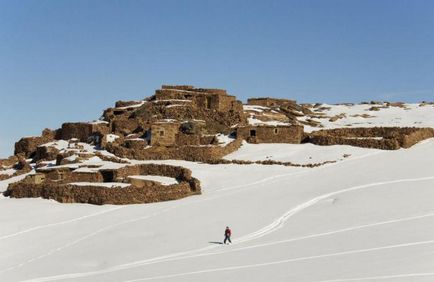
[[224, 235, 232, 244]]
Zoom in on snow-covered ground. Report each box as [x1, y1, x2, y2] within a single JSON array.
[[301, 103, 434, 132], [1, 137, 434, 281], [225, 141, 379, 164]]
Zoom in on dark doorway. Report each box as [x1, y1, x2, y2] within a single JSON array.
[[100, 170, 114, 182], [250, 130, 256, 137], [206, 97, 212, 109]]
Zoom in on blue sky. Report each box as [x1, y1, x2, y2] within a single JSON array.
[[1, 0, 434, 157]]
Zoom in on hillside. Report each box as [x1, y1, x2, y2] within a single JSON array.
[[1, 86, 434, 281]]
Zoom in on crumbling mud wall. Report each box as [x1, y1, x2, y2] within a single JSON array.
[[4, 183, 194, 205], [0, 155, 32, 181], [14, 129, 56, 158], [247, 97, 297, 107], [237, 125, 304, 144], [5, 164, 201, 205], [105, 138, 243, 162], [246, 97, 313, 123], [307, 127, 434, 150], [59, 122, 110, 142], [207, 158, 336, 168]]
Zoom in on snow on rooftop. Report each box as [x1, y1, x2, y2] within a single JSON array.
[[64, 155, 78, 162], [248, 117, 291, 126], [0, 168, 16, 176], [215, 134, 235, 146], [166, 104, 186, 108], [154, 119, 178, 123], [89, 120, 109, 125], [153, 99, 192, 103], [69, 182, 131, 188], [105, 134, 120, 143], [127, 175, 178, 186], [39, 140, 69, 150], [243, 105, 271, 112], [115, 101, 146, 110]]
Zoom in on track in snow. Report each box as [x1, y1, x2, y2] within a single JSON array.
[[22, 175, 434, 282], [122, 239, 434, 281]]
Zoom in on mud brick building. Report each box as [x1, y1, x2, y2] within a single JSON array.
[[150, 122, 181, 146], [237, 125, 304, 144], [156, 85, 242, 112]]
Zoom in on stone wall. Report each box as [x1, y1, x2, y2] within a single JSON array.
[[5, 183, 194, 205], [0, 155, 19, 168], [59, 122, 110, 142], [307, 127, 434, 150], [106, 138, 243, 162], [150, 122, 180, 146], [155, 85, 240, 113], [14, 129, 56, 158], [34, 145, 60, 161], [237, 125, 304, 144], [0, 155, 31, 181], [247, 97, 297, 107], [5, 163, 201, 205], [111, 119, 142, 136]]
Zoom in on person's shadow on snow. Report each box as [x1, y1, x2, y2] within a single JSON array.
[[208, 241, 223, 245]]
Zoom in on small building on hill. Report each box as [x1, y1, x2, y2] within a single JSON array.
[[150, 121, 180, 146], [60, 122, 110, 143], [155, 85, 242, 113], [236, 125, 304, 144]]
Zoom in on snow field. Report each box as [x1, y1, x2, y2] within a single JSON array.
[[0, 139, 434, 281]]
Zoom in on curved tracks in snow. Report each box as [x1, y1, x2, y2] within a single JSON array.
[[0, 207, 124, 241], [21, 175, 434, 282]]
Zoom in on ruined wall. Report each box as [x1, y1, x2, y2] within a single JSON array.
[[131, 95, 246, 135], [6, 163, 201, 205], [175, 133, 202, 146], [308, 136, 401, 150], [106, 138, 242, 162], [247, 98, 297, 107], [237, 125, 304, 144], [159, 85, 227, 96], [0, 155, 19, 168], [34, 145, 60, 161], [111, 119, 142, 135], [0, 155, 31, 181], [308, 127, 434, 150], [14, 129, 56, 158], [155, 86, 240, 113], [115, 100, 143, 108], [59, 122, 110, 142], [5, 182, 195, 205]]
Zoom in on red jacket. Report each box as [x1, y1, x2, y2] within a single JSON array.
[[225, 228, 231, 236]]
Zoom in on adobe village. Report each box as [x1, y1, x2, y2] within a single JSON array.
[[1, 85, 434, 205]]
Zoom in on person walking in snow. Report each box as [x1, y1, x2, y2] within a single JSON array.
[[224, 226, 232, 244]]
